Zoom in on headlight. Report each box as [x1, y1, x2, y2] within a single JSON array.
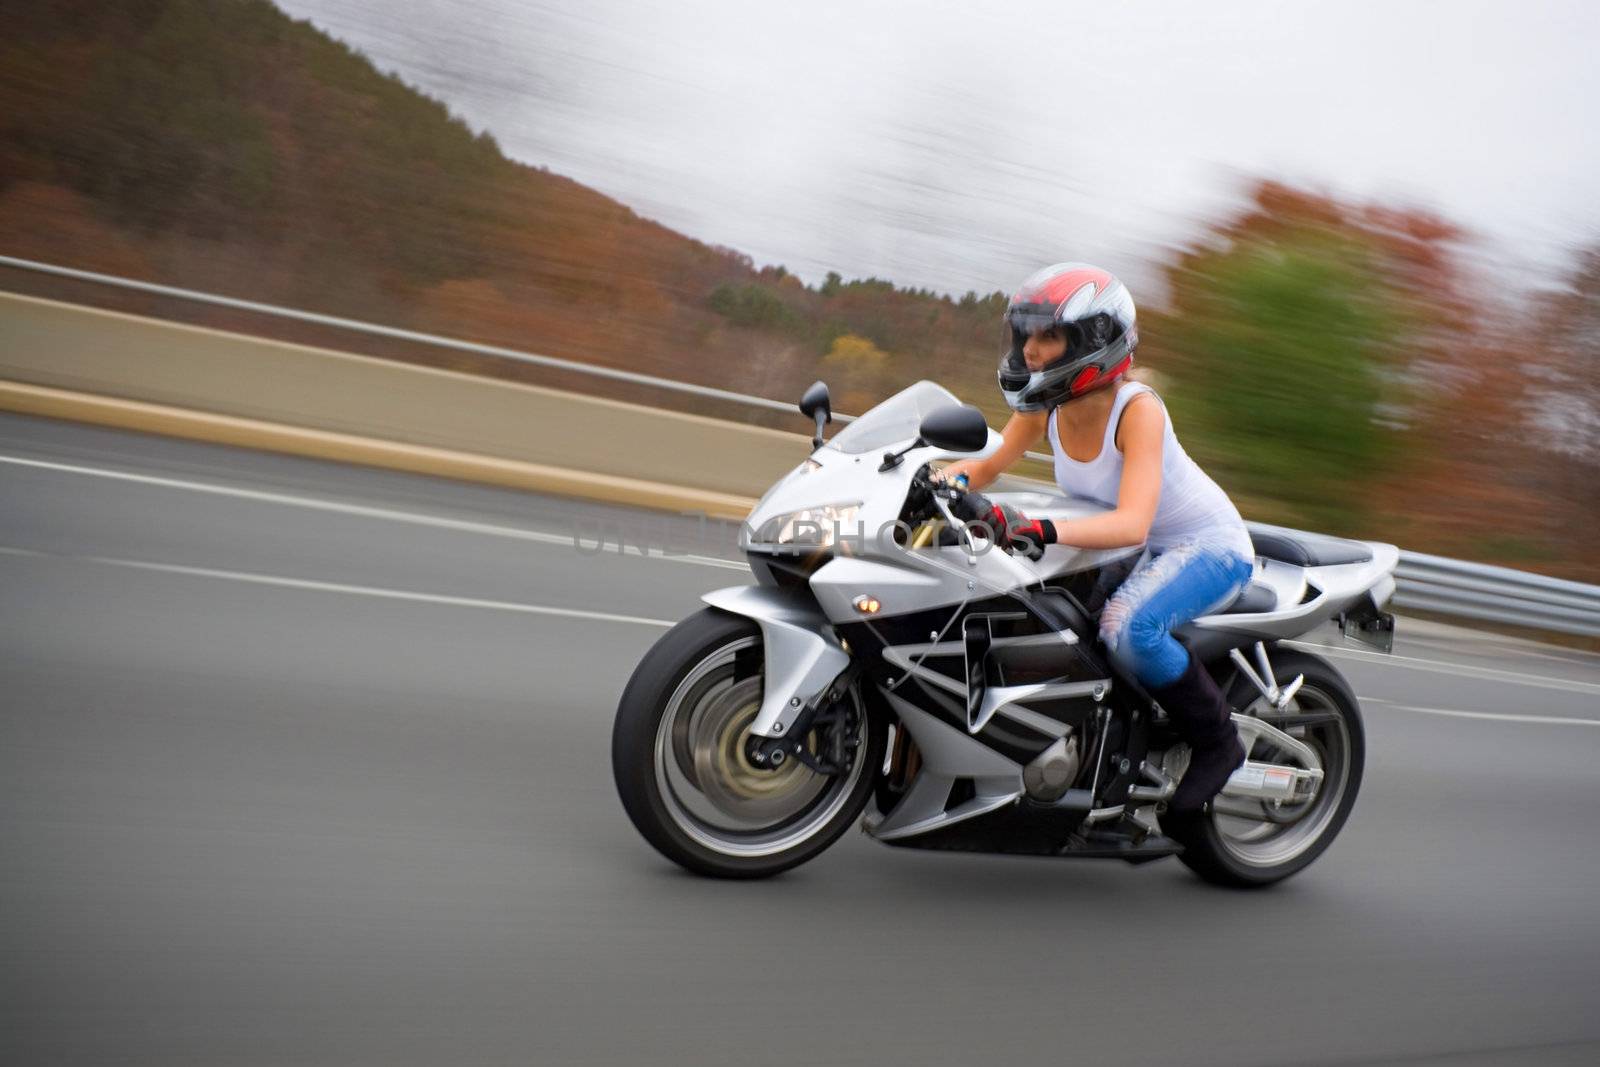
[[749, 502, 862, 549]]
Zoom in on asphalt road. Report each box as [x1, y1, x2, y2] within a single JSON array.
[[2, 412, 1597, 1067]]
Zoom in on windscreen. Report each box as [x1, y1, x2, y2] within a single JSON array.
[[826, 380, 962, 454]]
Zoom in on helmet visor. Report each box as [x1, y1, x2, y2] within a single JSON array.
[[1003, 314, 1088, 373], [1005, 303, 1059, 338]]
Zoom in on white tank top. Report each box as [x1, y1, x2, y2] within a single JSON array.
[[1047, 382, 1253, 560]]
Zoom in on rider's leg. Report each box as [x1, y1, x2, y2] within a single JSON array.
[[1099, 541, 1253, 813]]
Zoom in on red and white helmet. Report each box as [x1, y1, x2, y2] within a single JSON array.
[[997, 262, 1138, 412]]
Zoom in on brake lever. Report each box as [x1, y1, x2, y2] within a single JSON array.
[[931, 493, 984, 558]]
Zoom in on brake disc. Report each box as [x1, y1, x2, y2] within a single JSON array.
[[687, 677, 827, 823]]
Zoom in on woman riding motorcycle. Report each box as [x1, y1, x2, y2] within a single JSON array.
[[941, 262, 1254, 815]]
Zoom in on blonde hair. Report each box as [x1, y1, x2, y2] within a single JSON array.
[[1125, 362, 1159, 388]]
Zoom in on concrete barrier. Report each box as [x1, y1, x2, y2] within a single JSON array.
[[0, 292, 810, 518]]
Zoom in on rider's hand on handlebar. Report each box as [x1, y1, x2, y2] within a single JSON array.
[[933, 462, 975, 489], [1000, 506, 1055, 561], [950, 493, 1056, 561]]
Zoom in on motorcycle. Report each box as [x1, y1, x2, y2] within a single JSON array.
[[612, 380, 1397, 887]]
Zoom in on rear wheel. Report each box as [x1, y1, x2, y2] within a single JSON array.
[[612, 608, 884, 878], [1167, 648, 1364, 888]]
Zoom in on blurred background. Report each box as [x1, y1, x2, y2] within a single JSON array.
[[4, 1, 1598, 576]]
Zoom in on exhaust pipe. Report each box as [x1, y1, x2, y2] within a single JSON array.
[[1221, 761, 1322, 803]]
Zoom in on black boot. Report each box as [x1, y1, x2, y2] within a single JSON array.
[[1150, 655, 1245, 814]]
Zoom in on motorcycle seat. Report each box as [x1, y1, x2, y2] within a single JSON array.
[[1250, 530, 1372, 568], [1220, 580, 1278, 615]]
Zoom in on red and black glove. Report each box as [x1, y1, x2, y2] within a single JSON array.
[[992, 503, 1056, 560], [951, 493, 1057, 560]]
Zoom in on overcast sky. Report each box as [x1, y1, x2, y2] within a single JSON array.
[[276, 0, 1600, 300]]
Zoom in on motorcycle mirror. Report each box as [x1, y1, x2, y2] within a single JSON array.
[[919, 404, 989, 453], [799, 381, 831, 450], [798, 381, 831, 422]]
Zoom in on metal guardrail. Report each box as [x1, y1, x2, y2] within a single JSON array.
[[1394, 551, 1600, 637], [4, 253, 1598, 639]]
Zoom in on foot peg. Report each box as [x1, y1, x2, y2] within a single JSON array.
[[1125, 760, 1175, 804]]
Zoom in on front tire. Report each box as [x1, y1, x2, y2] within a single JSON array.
[[612, 608, 884, 878], [1167, 648, 1365, 888]]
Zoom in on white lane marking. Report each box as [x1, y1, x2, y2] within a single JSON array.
[[1287, 639, 1600, 697], [1362, 697, 1600, 728], [0, 546, 676, 628], [1404, 638, 1600, 671], [0, 453, 748, 571]]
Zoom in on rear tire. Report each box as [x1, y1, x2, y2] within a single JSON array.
[[1167, 648, 1365, 888], [612, 608, 884, 878]]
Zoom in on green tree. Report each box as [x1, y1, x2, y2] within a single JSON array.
[[1158, 194, 1409, 531], [707, 282, 805, 334]]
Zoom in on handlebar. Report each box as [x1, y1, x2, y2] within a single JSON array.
[[911, 467, 970, 504], [907, 467, 993, 555]]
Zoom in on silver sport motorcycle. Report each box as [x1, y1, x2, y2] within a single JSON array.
[[612, 380, 1397, 887]]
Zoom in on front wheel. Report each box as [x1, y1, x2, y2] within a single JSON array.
[[612, 608, 884, 878], [1167, 648, 1365, 888]]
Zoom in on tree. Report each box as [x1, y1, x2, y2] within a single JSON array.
[[1156, 184, 1414, 532]]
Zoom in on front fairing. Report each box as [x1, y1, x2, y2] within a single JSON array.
[[741, 381, 1001, 557]]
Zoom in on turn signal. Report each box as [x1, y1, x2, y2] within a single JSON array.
[[852, 595, 882, 615]]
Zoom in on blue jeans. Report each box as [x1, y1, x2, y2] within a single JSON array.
[[1098, 541, 1253, 688]]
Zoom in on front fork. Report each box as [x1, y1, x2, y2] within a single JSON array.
[[745, 662, 866, 775]]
